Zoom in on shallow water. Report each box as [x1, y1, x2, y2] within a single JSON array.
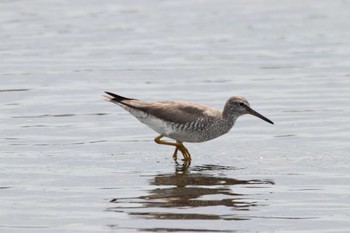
[[1, 0, 350, 232]]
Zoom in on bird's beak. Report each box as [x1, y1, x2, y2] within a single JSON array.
[[247, 107, 274, 124]]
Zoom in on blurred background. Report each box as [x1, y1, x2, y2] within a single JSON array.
[[1, 0, 350, 232]]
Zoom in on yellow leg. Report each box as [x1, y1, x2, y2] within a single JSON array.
[[154, 135, 192, 161], [173, 148, 179, 160]]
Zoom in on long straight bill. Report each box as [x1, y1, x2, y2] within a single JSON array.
[[247, 107, 274, 124]]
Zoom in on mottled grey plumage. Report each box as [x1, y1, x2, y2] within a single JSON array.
[[104, 91, 273, 161]]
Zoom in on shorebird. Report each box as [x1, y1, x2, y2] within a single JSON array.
[[104, 92, 273, 162]]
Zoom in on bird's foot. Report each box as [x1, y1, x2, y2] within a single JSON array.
[[177, 144, 191, 161], [154, 135, 191, 162]]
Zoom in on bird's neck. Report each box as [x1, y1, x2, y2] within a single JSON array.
[[220, 112, 236, 132], [222, 108, 239, 123]]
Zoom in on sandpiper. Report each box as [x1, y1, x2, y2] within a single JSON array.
[[104, 92, 273, 162]]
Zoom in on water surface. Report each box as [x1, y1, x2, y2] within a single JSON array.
[[1, 0, 350, 232]]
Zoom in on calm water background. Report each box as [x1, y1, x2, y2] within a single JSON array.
[[1, 0, 350, 232]]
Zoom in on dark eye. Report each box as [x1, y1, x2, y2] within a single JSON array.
[[238, 102, 245, 107]]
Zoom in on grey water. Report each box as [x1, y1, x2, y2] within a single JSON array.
[[1, 0, 350, 232]]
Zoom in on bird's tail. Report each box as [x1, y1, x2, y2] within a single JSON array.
[[104, 91, 134, 103]]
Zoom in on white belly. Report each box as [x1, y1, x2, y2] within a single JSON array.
[[122, 105, 174, 135], [118, 104, 225, 143]]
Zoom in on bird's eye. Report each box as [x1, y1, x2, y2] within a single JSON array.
[[238, 102, 245, 107]]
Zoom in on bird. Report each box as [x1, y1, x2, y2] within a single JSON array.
[[104, 91, 273, 162]]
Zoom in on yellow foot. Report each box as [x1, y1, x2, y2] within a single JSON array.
[[182, 159, 191, 168], [177, 143, 191, 161], [154, 135, 192, 162]]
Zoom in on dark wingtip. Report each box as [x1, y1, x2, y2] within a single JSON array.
[[104, 91, 116, 97], [103, 91, 134, 102]]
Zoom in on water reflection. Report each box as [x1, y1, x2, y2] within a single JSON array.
[[107, 164, 274, 221]]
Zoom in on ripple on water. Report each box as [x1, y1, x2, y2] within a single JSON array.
[[0, 88, 30, 92]]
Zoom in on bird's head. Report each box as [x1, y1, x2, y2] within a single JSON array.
[[223, 96, 274, 124]]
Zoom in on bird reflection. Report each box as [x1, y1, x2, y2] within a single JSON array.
[[107, 163, 274, 220]]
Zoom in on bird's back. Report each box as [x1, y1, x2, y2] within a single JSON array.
[[132, 100, 221, 124], [105, 92, 232, 142]]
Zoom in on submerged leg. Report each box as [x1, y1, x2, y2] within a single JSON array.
[[154, 135, 192, 161], [173, 148, 179, 160]]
